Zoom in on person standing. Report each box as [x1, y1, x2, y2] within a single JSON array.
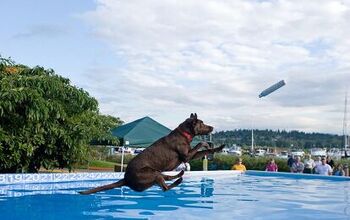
[[303, 155, 315, 174], [265, 158, 278, 172], [314, 156, 322, 173], [291, 156, 304, 173], [326, 156, 335, 169], [315, 157, 332, 175], [287, 155, 295, 172], [231, 158, 246, 171], [333, 164, 345, 176]]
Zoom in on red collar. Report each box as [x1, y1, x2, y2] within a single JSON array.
[[177, 128, 193, 143]]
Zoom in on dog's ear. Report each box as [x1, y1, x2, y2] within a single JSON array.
[[190, 113, 197, 119]]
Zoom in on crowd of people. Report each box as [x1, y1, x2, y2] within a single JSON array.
[[231, 155, 346, 176], [287, 155, 340, 176]]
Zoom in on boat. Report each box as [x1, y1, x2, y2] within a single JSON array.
[[255, 149, 266, 157], [276, 151, 288, 159], [116, 146, 134, 154], [327, 148, 342, 159], [290, 149, 305, 157], [228, 146, 242, 156], [310, 148, 327, 157], [133, 147, 145, 155], [221, 147, 230, 154]]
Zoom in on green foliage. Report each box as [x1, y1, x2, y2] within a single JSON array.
[[0, 56, 121, 173], [213, 129, 343, 148], [190, 154, 291, 172], [335, 158, 350, 168], [88, 146, 111, 161], [90, 115, 124, 145], [104, 153, 292, 172]]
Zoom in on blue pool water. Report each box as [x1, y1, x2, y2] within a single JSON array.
[[1, 171, 350, 220]]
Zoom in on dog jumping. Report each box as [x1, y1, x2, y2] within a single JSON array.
[[79, 113, 224, 194]]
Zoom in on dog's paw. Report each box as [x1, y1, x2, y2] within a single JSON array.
[[218, 144, 225, 150], [214, 144, 225, 152]]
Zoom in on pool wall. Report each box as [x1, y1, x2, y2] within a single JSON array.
[[246, 170, 350, 181], [0, 172, 122, 185], [1, 170, 349, 185], [0, 170, 242, 185]]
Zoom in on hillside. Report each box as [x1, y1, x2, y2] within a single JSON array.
[[212, 129, 344, 149]]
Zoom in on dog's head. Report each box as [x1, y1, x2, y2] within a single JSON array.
[[178, 113, 213, 136]]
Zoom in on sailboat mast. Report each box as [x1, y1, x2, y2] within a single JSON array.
[[251, 129, 254, 153], [343, 91, 348, 151]]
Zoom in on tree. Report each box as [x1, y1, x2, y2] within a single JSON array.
[[0, 57, 122, 173]]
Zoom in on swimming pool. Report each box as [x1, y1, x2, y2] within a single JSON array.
[[1, 171, 349, 219]]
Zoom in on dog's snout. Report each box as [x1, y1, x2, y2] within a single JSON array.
[[208, 126, 213, 132]]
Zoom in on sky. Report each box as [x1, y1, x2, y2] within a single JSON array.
[[1, 0, 350, 135]]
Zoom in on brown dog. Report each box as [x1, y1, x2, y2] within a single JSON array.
[[79, 113, 224, 194]]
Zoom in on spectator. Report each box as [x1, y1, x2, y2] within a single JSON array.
[[326, 156, 335, 169], [291, 156, 304, 173], [287, 155, 295, 172], [314, 156, 322, 173], [315, 157, 332, 175], [231, 158, 246, 171], [314, 156, 322, 166], [303, 155, 315, 174], [265, 158, 278, 172], [333, 164, 345, 176]]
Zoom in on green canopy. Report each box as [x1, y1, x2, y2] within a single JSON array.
[[111, 116, 172, 147]]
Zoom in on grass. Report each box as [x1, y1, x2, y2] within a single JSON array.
[[89, 160, 118, 168], [74, 160, 118, 170]]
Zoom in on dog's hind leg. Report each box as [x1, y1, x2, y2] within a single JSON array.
[[161, 170, 184, 180], [155, 174, 183, 191]]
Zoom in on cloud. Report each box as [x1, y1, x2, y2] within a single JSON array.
[[80, 0, 350, 134]]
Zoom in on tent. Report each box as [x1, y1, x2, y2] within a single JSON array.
[[112, 116, 172, 147]]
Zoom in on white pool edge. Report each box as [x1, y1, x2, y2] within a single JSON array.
[[1, 170, 348, 185], [0, 170, 243, 185]]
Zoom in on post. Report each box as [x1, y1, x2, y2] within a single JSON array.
[[120, 146, 125, 172], [344, 164, 349, 176], [203, 155, 208, 171]]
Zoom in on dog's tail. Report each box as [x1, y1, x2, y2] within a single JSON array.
[[79, 179, 126, 195]]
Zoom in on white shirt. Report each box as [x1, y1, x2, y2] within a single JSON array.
[[314, 160, 322, 168], [304, 159, 315, 169], [315, 164, 332, 175]]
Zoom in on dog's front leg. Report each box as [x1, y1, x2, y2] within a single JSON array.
[[183, 142, 210, 162], [188, 144, 225, 160]]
